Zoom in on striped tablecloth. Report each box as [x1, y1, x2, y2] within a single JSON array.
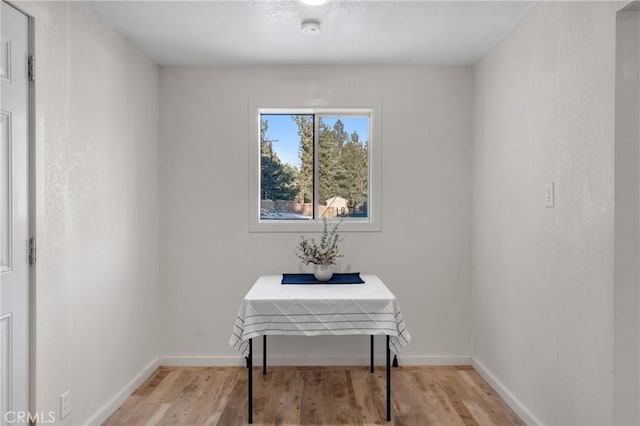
[[230, 274, 411, 357]]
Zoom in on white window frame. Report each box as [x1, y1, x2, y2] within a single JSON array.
[[249, 98, 382, 232]]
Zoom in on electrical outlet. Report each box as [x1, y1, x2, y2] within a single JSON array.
[[60, 391, 70, 420]]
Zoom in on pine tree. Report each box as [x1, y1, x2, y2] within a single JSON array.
[[332, 119, 348, 148], [260, 119, 298, 201], [318, 119, 341, 203], [339, 132, 368, 211], [293, 115, 313, 203]]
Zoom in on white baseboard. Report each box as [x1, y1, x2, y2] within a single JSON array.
[[161, 355, 245, 366], [160, 354, 471, 367], [472, 358, 541, 426], [400, 355, 472, 366], [84, 357, 160, 426]]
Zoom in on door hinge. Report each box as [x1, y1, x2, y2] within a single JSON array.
[[28, 55, 35, 82], [29, 237, 36, 265]]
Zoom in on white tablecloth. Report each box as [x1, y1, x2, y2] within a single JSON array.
[[230, 274, 411, 357]]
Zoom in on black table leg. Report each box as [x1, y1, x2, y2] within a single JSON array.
[[370, 335, 374, 373], [248, 338, 253, 424], [386, 335, 391, 421], [263, 335, 267, 375]]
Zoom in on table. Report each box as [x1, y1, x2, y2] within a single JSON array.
[[229, 274, 411, 423]]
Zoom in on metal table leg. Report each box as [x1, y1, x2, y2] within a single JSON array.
[[248, 338, 253, 424], [386, 335, 391, 421], [263, 335, 267, 375], [370, 335, 374, 373]]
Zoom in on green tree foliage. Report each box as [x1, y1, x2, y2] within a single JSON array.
[[318, 120, 342, 203], [260, 119, 298, 201], [338, 132, 368, 209], [317, 119, 368, 214], [293, 115, 314, 203]]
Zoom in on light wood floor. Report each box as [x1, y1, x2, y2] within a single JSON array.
[[103, 366, 524, 426]]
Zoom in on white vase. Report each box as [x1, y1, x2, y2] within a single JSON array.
[[313, 264, 334, 282]]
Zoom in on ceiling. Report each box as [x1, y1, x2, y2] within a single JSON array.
[[89, 0, 539, 66]]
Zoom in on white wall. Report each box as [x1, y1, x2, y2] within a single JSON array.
[[615, 6, 640, 425], [159, 66, 473, 365], [473, 2, 620, 424], [15, 2, 160, 424]]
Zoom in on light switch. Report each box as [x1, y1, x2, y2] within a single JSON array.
[[545, 182, 554, 208]]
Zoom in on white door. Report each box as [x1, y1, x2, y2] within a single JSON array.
[[0, 2, 29, 425]]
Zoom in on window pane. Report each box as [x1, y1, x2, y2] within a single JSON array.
[[318, 116, 369, 219], [260, 114, 313, 220]]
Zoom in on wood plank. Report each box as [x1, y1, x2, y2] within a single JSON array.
[[456, 368, 525, 426], [184, 368, 239, 425], [135, 367, 171, 397], [324, 368, 360, 425], [129, 371, 184, 425], [438, 369, 478, 426], [389, 367, 437, 426], [350, 367, 385, 424], [275, 367, 303, 425], [299, 368, 324, 424], [157, 369, 205, 425], [408, 367, 463, 425], [215, 368, 250, 426], [102, 365, 524, 426]]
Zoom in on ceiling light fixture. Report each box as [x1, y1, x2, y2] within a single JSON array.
[[300, 0, 328, 5], [301, 19, 321, 36]]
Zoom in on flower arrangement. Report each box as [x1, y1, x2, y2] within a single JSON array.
[[296, 218, 343, 266]]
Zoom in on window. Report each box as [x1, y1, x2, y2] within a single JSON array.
[[249, 99, 381, 232]]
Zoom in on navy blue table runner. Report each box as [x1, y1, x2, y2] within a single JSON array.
[[281, 272, 365, 285]]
